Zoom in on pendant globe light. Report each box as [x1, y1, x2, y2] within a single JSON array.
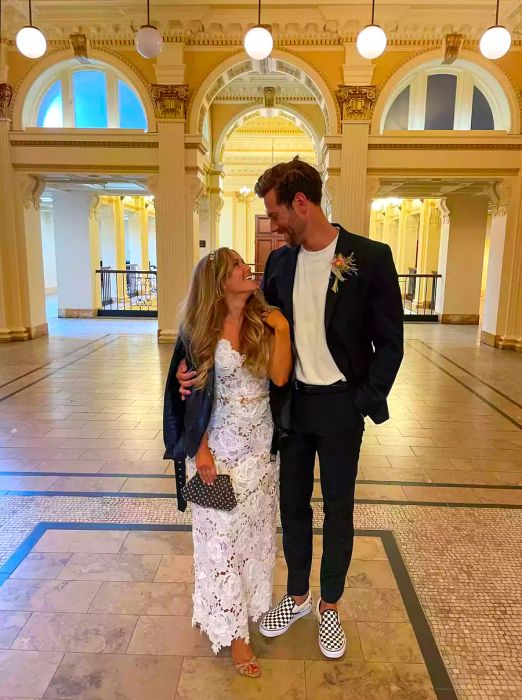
[[480, 0, 511, 60], [356, 0, 387, 60], [244, 0, 273, 61], [135, 0, 163, 59], [16, 0, 47, 59]]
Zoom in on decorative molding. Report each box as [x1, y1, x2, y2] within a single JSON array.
[[368, 143, 521, 150], [10, 140, 158, 148], [497, 336, 522, 352], [442, 34, 463, 65], [0, 83, 13, 119], [337, 85, 377, 122], [19, 175, 45, 210], [151, 84, 189, 120], [69, 33, 89, 63]]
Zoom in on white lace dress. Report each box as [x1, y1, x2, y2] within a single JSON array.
[[187, 339, 278, 653]]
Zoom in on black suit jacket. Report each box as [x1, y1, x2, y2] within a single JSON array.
[[262, 225, 404, 427]]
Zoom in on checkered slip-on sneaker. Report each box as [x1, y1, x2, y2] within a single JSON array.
[[315, 599, 346, 659], [259, 591, 312, 638]]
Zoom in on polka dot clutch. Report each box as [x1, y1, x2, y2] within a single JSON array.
[[181, 473, 237, 511]]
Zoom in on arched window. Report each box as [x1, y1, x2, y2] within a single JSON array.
[[31, 60, 147, 130], [382, 59, 509, 132]]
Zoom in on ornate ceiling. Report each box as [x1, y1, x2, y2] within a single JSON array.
[[1, 1, 522, 42], [221, 114, 316, 179]]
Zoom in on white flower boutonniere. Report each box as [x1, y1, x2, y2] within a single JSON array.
[[330, 252, 358, 293]]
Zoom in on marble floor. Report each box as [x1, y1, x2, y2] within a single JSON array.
[[0, 320, 521, 699]]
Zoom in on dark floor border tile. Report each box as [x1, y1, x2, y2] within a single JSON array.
[[405, 340, 522, 430], [0, 521, 457, 700], [0, 335, 111, 390], [0, 336, 120, 403], [414, 339, 522, 411], [3, 472, 522, 492], [2, 492, 522, 510]]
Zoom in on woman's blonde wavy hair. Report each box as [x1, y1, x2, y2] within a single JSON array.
[[179, 248, 272, 389]]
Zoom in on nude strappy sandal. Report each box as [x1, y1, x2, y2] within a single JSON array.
[[234, 656, 261, 678]]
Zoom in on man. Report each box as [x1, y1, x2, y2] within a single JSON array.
[[178, 156, 403, 659]]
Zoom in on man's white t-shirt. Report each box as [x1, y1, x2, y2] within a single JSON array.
[[292, 235, 346, 385]]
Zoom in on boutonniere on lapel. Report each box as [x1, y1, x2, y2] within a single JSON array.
[[330, 253, 358, 293]]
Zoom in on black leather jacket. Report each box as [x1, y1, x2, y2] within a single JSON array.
[[163, 334, 214, 511]]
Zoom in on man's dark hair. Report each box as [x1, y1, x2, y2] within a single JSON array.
[[254, 156, 322, 207]]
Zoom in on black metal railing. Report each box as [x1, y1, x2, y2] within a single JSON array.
[[398, 272, 441, 320], [251, 265, 441, 322], [95, 265, 157, 317]]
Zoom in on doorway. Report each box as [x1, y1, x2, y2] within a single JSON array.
[[254, 215, 286, 274]]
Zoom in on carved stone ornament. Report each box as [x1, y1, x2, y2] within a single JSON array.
[[70, 33, 90, 63], [151, 84, 189, 120], [489, 179, 513, 217], [336, 85, 377, 122], [19, 175, 45, 211], [0, 83, 13, 119], [442, 33, 462, 65]]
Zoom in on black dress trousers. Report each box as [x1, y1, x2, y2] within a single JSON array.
[[279, 385, 364, 604]]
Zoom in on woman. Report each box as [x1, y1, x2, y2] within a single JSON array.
[[163, 248, 292, 677]]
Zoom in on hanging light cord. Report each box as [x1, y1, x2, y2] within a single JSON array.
[[257, 0, 262, 26], [495, 0, 500, 25], [371, 0, 376, 25], [147, 0, 151, 26], [28, 0, 33, 27]]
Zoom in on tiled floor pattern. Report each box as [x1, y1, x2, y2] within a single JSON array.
[[0, 525, 445, 700], [0, 323, 521, 698]]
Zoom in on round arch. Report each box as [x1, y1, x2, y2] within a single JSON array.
[[214, 104, 321, 163], [188, 49, 339, 136], [12, 49, 156, 132], [372, 49, 520, 135]]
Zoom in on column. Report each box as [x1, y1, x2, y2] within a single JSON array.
[[208, 165, 224, 251], [0, 83, 26, 340], [139, 199, 149, 269], [435, 193, 489, 324], [396, 199, 415, 274], [150, 84, 191, 342], [53, 190, 98, 318], [322, 137, 341, 221], [336, 86, 377, 234], [0, 80, 49, 340], [481, 176, 522, 350], [112, 197, 126, 269], [89, 197, 102, 310], [13, 175, 48, 337], [233, 192, 248, 262]]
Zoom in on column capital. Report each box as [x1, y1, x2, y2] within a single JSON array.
[[0, 83, 13, 119], [151, 84, 189, 120], [336, 85, 378, 122]]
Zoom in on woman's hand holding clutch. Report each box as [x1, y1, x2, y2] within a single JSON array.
[[195, 445, 217, 485]]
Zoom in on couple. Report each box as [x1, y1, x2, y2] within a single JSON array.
[[163, 157, 404, 677]]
